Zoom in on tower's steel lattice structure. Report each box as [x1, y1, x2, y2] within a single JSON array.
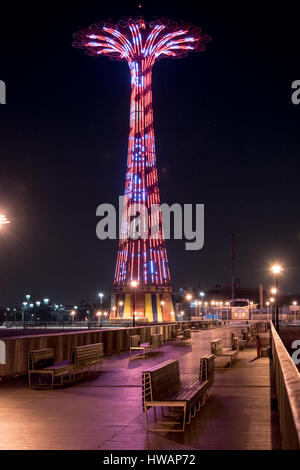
[[73, 16, 210, 321]]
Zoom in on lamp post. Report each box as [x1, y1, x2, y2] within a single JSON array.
[[271, 265, 282, 331], [71, 310, 75, 325], [266, 301, 270, 321], [185, 294, 192, 321], [130, 280, 138, 327], [98, 292, 104, 308], [96, 311, 102, 325]]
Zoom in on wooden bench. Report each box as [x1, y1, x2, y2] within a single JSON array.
[[130, 334, 152, 359], [142, 358, 213, 432], [28, 348, 72, 389], [28, 343, 103, 389], [70, 343, 103, 380], [211, 339, 238, 368], [231, 331, 246, 350], [175, 328, 191, 343], [130, 334, 163, 360], [256, 333, 271, 357]]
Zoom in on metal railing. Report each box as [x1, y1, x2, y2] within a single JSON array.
[[270, 321, 300, 449]]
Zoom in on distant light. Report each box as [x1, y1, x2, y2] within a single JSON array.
[[23, 302, 28, 306], [293, 301, 298, 306], [130, 280, 138, 288], [71, 310, 75, 316], [96, 311, 102, 317], [36, 301, 41, 307], [270, 297, 275, 303], [98, 292, 104, 298], [271, 265, 282, 275], [119, 301, 124, 306], [266, 301, 270, 306], [0, 214, 10, 227], [199, 291, 205, 297], [25, 294, 31, 301], [29, 303, 34, 308], [270, 287, 277, 294], [74, 305, 78, 310], [160, 300, 165, 306], [43, 298, 49, 304], [185, 294, 192, 301]]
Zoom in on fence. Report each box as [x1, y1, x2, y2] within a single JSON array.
[[270, 322, 300, 449]]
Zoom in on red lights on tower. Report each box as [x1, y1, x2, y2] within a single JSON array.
[[73, 16, 211, 319]]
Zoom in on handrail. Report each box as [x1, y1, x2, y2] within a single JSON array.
[[270, 321, 300, 449]]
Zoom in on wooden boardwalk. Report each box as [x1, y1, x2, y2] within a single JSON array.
[[0, 325, 281, 450]]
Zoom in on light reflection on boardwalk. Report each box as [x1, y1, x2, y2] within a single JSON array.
[[0, 325, 281, 450]]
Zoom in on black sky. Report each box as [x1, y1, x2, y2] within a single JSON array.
[[0, 0, 299, 305]]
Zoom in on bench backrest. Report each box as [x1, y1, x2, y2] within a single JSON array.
[[71, 343, 103, 364], [211, 339, 223, 355], [150, 334, 162, 347], [130, 335, 140, 347], [28, 348, 54, 371], [183, 329, 191, 339], [142, 359, 180, 410], [200, 354, 215, 385]]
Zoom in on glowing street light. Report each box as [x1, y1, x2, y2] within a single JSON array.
[[271, 265, 282, 275], [0, 214, 10, 227], [71, 310, 76, 324], [270, 287, 277, 294]]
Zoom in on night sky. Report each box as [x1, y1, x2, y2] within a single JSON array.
[[0, 0, 299, 305]]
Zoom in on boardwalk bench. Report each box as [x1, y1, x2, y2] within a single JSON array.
[[28, 348, 72, 389], [176, 329, 191, 342], [130, 334, 163, 359], [28, 343, 103, 389], [231, 332, 246, 350], [142, 358, 213, 432], [70, 343, 103, 380], [211, 339, 238, 368], [256, 333, 271, 358]]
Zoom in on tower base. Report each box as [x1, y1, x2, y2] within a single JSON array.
[[112, 287, 175, 322]]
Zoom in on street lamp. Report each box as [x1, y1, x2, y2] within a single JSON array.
[[71, 310, 75, 324], [271, 265, 282, 331], [0, 214, 10, 227], [98, 292, 104, 308], [185, 294, 192, 321], [130, 280, 138, 326], [96, 310, 102, 325]]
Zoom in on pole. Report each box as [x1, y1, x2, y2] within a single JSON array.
[[132, 291, 136, 327], [275, 276, 279, 331], [231, 233, 236, 302]]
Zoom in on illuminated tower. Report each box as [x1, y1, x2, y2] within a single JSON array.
[[73, 17, 210, 321]]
